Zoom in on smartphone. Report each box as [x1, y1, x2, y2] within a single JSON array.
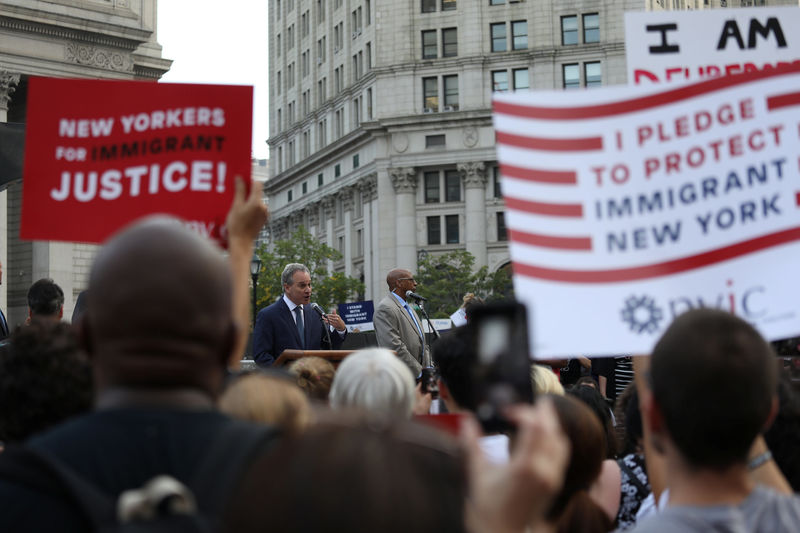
[[467, 301, 533, 433], [419, 366, 439, 396]]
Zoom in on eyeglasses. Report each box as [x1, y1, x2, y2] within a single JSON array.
[[397, 278, 416, 283]]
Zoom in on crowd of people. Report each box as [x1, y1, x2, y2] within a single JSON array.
[[0, 177, 798, 532]]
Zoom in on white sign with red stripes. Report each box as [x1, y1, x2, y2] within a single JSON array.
[[625, 7, 800, 85], [493, 66, 800, 358]]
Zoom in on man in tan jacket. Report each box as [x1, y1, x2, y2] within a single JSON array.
[[373, 268, 430, 377]]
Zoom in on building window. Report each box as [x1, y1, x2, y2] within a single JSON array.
[[366, 87, 373, 119], [491, 23, 506, 52], [421, 0, 436, 13], [442, 0, 456, 10], [318, 173, 324, 186], [277, 108, 282, 130], [426, 134, 446, 148], [317, 0, 325, 22], [561, 15, 578, 45], [277, 71, 282, 95], [423, 76, 438, 111], [512, 20, 527, 50], [513, 68, 529, 90], [366, 0, 371, 24], [442, 28, 457, 57], [353, 154, 360, 168], [489, 0, 505, 4], [288, 189, 293, 202], [585, 61, 602, 87], [563, 63, 580, 89], [278, 146, 283, 173], [353, 97, 360, 127], [366, 42, 371, 70], [445, 170, 460, 202], [277, 34, 282, 57], [443, 75, 459, 110], [492, 70, 509, 92], [493, 166, 502, 198], [424, 171, 440, 203], [427, 216, 441, 244], [302, 181, 308, 194], [445, 215, 459, 243], [335, 108, 343, 137], [497, 212, 507, 241], [422, 30, 437, 59], [583, 13, 600, 43], [335, 163, 341, 177]]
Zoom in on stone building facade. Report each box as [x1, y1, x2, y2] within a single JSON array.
[[0, 0, 170, 325], [266, 0, 642, 300]]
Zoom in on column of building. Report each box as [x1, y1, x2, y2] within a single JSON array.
[[307, 201, 320, 238], [389, 167, 418, 271], [459, 161, 488, 269], [322, 196, 335, 272], [0, 72, 19, 316], [340, 187, 354, 277], [358, 173, 377, 299]]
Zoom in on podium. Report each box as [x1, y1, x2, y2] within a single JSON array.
[[273, 349, 354, 368]]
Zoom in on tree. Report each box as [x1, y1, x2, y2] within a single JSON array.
[[416, 250, 514, 318], [254, 227, 364, 312]]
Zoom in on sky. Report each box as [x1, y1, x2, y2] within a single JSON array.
[[157, 1, 270, 160]]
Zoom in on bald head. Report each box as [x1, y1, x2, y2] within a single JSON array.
[[85, 217, 234, 396], [387, 269, 410, 290]]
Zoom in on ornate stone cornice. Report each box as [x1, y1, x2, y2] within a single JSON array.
[[307, 201, 321, 227], [0, 17, 146, 51], [339, 187, 354, 212], [358, 173, 378, 201], [270, 217, 289, 241], [66, 42, 134, 72], [458, 162, 487, 189], [322, 196, 336, 219], [0, 71, 20, 110], [389, 167, 417, 194]]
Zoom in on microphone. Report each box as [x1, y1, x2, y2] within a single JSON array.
[[310, 302, 327, 317], [405, 290, 427, 302]]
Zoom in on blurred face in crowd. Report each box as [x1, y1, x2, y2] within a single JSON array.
[[285, 269, 312, 306]]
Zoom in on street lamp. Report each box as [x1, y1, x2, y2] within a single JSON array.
[[250, 253, 262, 328]]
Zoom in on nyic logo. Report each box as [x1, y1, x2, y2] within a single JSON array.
[[621, 280, 767, 335]]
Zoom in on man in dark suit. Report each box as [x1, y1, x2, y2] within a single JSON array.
[[253, 263, 346, 366]]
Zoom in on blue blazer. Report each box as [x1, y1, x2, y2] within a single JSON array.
[[253, 299, 345, 366]]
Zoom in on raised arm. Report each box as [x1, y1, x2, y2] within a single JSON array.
[[225, 177, 269, 369]]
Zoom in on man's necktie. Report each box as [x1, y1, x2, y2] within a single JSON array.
[[294, 305, 305, 349]]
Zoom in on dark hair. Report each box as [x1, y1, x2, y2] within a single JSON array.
[[546, 394, 612, 533], [764, 370, 800, 491], [651, 308, 777, 470], [615, 383, 643, 457], [0, 323, 92, 442], [431, 327, 475, 411], [568, 384, 618, 458], [27, 278, 65, 317], [223, 416, 467, 533]]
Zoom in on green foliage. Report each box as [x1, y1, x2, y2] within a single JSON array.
[[254, 227, 364, 311], [416, 250, 514, 318]]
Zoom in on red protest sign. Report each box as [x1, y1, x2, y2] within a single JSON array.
[[21, 77, 253, 245]]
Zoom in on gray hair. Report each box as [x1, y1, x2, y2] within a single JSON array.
[[329, 348, 416, 418], [281, 263, 310, 286]]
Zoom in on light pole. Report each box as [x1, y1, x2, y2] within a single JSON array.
[[250, 253, 262, 328]]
